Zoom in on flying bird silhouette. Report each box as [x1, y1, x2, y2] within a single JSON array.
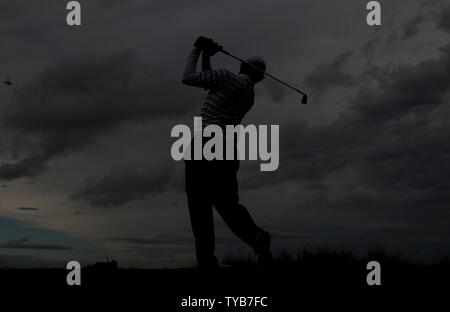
[[4, 75, 12, 85]]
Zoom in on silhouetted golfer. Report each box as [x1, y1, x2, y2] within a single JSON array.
[[182, 36, 272, 270]]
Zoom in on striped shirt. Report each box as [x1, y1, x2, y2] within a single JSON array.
[[182, 47, 255, 128]]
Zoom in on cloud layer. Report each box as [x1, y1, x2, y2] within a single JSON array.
[[0, 51, 192, 181]]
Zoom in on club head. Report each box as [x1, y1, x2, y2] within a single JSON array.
[[301, 94, 307, 104]]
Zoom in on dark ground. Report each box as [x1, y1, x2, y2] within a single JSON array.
[[1, 249, 449, 309]]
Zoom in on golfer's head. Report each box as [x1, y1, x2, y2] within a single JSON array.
[[239, 56, 266, 83]]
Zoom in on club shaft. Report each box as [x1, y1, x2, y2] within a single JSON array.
[[221, 50, 306, 96]]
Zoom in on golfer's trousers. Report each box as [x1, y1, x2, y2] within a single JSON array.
[[185, 157, 261, 268]]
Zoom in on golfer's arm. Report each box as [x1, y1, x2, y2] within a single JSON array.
[[182, 47, 228, 88], [182, 47, 202, 86], [201, 52, 212, 71]]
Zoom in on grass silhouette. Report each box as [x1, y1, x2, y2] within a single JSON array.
[[1, 248, 448, 307]]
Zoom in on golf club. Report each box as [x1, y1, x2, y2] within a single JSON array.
[[220, 50, 308, 104]]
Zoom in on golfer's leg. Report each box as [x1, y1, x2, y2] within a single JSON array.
[[187, 196, 217, 268], [214, 175, 272, 268], [214, 160, 260, 249], [185, 160, 217, 268], [215, 202, 260, 248]]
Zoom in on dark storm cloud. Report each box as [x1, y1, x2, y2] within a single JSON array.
[[0, 237, 73, 250], [0, 154, 48, 181], [242, 43, 450, 201], [304, 51, 354, 98], [402, 14, 427, 39], [419, 1, 450, 33], [71, 164, 175, 207], [0, 50, 194, 181], [363, 38, 381, 57], [17, 207, 40, 211]]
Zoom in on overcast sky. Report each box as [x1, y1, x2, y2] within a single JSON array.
[[0, 0, 449, 268]]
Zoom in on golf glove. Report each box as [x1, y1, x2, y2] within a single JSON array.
[[194, 36, 222, 56]]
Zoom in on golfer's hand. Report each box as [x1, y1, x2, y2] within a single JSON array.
[[194, 36, 222, 56]]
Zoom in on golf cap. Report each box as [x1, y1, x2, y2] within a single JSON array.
[[246, 56, 266, 73]]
